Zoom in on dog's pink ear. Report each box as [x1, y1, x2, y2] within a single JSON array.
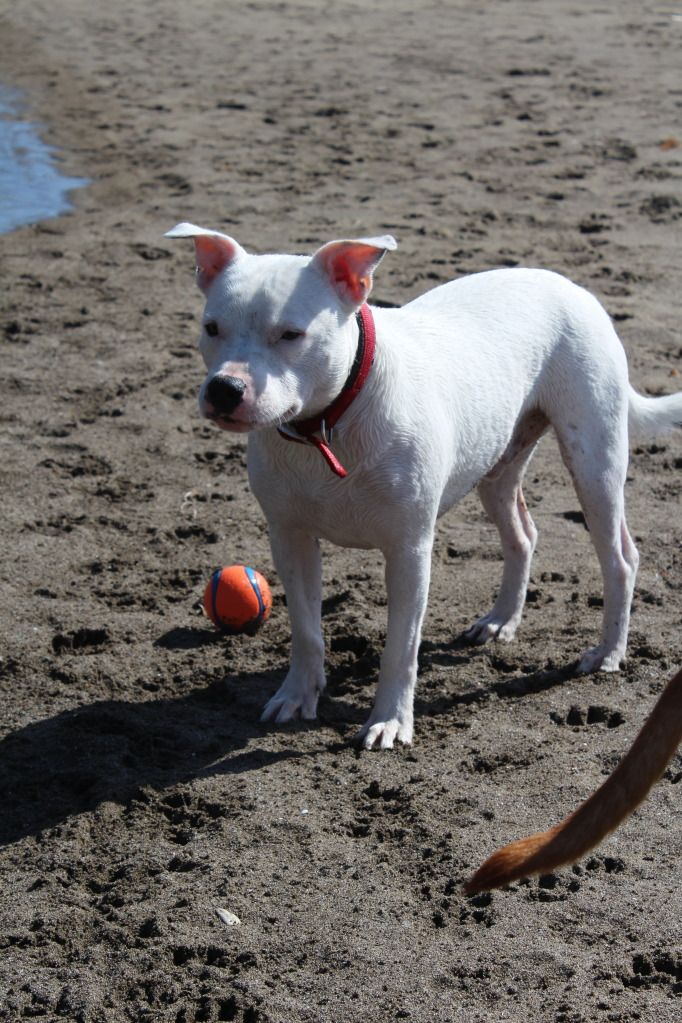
[[312, 235, 397, 307], [165, 222, 245, 291]]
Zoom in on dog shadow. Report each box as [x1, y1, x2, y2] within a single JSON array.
[[0, 665, 347, 849], [320, 634, 580, 729], [2, 627, 581, 847], [418, 635, 581, 710]]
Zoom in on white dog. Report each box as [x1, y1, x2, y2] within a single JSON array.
[[167, 223, 682, 749]]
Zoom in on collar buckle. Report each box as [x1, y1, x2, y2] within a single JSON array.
[[319, 419, 332, 446], [278, 419, 332, 448]]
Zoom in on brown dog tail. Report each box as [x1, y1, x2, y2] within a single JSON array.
[[465, 666, 682, 896]]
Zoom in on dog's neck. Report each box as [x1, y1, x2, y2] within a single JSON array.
[[276, 304, 376, 478]]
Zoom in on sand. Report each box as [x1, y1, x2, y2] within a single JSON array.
[[0, 1, 681, 1020]]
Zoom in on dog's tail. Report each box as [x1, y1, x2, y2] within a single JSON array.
[[628, 387, 682, 439], [465, 666, 682, 896]]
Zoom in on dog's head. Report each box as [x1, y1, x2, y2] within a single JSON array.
[[166, 223, 396, 432]]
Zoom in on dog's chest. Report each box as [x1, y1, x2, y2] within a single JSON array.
[[247, 433, 426, 549], [261, 478, 379, 549]]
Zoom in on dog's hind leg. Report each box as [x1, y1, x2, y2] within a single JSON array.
[[557, 419, 639, 673], [577, 512, 638, 672], [465, 442, 540, 645], [465, 410, 548, 645]]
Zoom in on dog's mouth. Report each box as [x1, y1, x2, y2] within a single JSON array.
[[209, 414, 252, 433], [206, 405, 300, 433]]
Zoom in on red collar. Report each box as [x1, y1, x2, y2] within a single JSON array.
[[277, 303, 376, 478]]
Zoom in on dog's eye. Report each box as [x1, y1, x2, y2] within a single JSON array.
[[204, 321, 219, 337], [280, 329, 304, 342]]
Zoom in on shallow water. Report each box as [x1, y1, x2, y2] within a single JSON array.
[[0, 85, 89, 234]]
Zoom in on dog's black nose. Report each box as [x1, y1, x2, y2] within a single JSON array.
[[206, 375, 246, 415]]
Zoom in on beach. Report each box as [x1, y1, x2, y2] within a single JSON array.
[[0, 1, 681, 1020]]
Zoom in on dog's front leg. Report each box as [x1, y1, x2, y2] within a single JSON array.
[[261, 525, 326, 724], [357, 542, 433, 750]]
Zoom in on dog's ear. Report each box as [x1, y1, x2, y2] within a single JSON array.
[[312, 235, 397, 307], [165, 222, 245, 292]]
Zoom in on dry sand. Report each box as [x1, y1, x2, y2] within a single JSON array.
[[0, 1, 681, 1020]]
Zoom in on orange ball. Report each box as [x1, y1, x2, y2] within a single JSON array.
[[203, 565, 272, 634]]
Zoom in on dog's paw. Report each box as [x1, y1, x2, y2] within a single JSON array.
[[260, 677, 322, 724], [576, 646, 623, 674], [464, 613, 519, 646], [356, 715, 413, 751]]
